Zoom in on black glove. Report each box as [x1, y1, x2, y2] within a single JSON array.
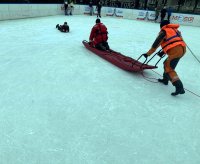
[[142, 53, 148, 58], [157, 51, 165, 57]]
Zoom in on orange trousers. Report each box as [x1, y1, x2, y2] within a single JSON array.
[[164, 45, 186, 83]]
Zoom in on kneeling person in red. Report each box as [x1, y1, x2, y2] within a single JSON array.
[[89, 18, 110, 51]]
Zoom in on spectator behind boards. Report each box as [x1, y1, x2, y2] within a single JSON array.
[[160, 6, 167, 22], [96, 0, 102, 18], [154, 7, 159, 22], [68, 0, 74, 15], [167, 6, 173, 21], [64, 0, 68, 15], [89, 0, 94, 16]]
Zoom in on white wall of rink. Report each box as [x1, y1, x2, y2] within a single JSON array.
[[0, 4, 63, 20], [0, 4, 200, 27]]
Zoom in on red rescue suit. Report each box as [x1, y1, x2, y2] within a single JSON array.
[[89, 23, 108, 47]]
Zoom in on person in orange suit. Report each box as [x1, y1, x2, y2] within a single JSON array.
[[143, 20, 186, 96]]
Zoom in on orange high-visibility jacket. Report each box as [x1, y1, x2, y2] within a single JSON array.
[[161, 24, 186, 53]]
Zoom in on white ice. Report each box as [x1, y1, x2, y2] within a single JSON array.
[[0, 15, 200, 164]]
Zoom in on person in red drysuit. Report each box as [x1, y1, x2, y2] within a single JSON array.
[[89, 18, 110, 51]]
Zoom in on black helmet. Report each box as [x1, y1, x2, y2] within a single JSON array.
[[160, 20, 170, 28], [64, 22, 67, 25], [96, 18, 101, 23]]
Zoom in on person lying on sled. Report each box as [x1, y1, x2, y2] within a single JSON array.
[[142, 20, 186, 96], [89, 18, 110, 51], [56, 22, 69, 33]]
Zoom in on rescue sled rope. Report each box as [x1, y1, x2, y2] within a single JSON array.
[[151, 70, 200, 98], [186, 45, 200, 64], [140, 70, 159, 83]]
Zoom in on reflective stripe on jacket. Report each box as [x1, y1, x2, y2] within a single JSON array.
[[161, 24, 186, 53]]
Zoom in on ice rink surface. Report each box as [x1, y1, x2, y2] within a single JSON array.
[[0, 15, 200, 164]]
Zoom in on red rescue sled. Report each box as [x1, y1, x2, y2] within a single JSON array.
[[82, 40, 157, 72]]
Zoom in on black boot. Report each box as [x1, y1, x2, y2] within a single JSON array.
[[158, 73, 169, 85], [171, 80, 185, 96], [96, 43, 106, 51], [56, 24, 59, 28], [158, 78, 168, 85]]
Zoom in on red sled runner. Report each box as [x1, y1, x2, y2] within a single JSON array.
[[82, 40, 157, 72]]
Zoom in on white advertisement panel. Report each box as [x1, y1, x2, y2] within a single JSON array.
[[106, 7, 123, 18], [135, 10, 155, 21], [170, 13, 200, 26], [131, 9, 200, 27], [122, 9, 133, 20], [81, 5, 97, 16]]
